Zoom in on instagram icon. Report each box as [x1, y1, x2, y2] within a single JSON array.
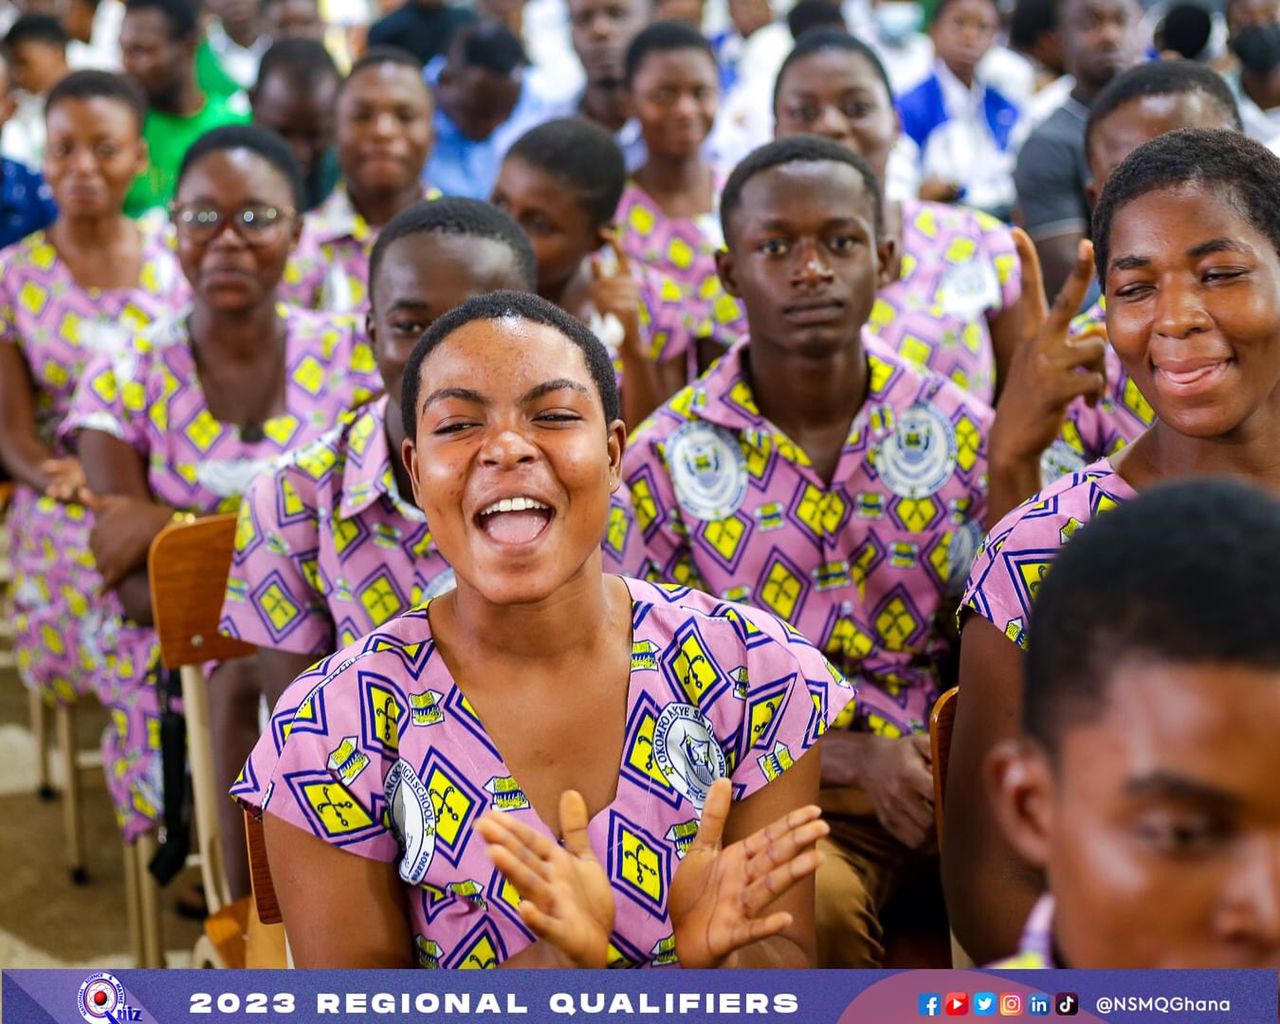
[[1000, 994, 1023, 1016]]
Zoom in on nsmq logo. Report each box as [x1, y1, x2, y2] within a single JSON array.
[[78, 972, 143, 1023]]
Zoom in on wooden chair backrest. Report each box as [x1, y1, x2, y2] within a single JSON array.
[[148, 515, 255, 668], [930, 687, 959, 845]]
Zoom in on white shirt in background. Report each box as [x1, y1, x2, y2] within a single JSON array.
[[67, 0, 124, 70]]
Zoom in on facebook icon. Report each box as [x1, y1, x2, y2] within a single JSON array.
[[919, 994, 942, 1016], [1029, 995, 1050, 1016]]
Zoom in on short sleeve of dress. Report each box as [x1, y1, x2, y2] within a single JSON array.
[[219, 462, 336, 656], [974, 210, 1022, 319], [709, 602, 858, 802], [960, 510, 1041, 650], [232, 646, 401, 864], [60, 343, 150, 454]]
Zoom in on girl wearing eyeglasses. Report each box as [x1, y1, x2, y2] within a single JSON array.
[[0, 72, 188, 734], [62, 124, 381, 848]]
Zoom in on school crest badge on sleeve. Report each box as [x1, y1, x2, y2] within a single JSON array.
[[667, 421, 748, 522], [385, 759, 437, 884], [939, 259, 1001, 321], [876, 401, 958, 498], [652, 702, 728, 810]]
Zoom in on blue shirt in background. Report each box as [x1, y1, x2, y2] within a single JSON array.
[[0, 158, 56, 251]]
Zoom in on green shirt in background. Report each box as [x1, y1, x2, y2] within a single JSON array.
[[195, 37, 244, 103], [124, 93, 251, 218]]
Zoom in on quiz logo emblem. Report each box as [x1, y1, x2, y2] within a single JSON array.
[[78, 972, 142, 1023]]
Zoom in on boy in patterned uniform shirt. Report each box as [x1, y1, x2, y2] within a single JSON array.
[[987, 481, 1280, 969], [621, 136, 992, 966]]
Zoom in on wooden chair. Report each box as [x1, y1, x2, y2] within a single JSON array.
[[928, 687, 974, 968], [0, 481, 92, 883], [244, 811, 290, 967], [148, 514, 256, 967]]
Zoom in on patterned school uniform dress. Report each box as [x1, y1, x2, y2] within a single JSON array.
[[62, 305, 381, 840], [235, 577, 857, 967], [1, 221, 188, 704], [615, 182, 746, 357], [1040, 300, 1156, 483], [962, 458, 1135, 650], [220, 397, 647, 657], [866, 199, 1021, 405], [621, 336, 992, 734], [280, 185, 440, 314]]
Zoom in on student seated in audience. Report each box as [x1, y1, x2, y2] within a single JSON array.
[[948, 64, 1250, 950], [1030, 61, 1245, 486], [898, 0, 1019, 218], [217, 198, 539, 895], [565, 0, 649, 162], [119, 0, 250, 217], [988, 479, 1280, 969], [947, 128, 1280, 962], [236, 289, 853, 968], [202, 0, 271, 93], [63, 125, 380, 854], [617, 22, 747, 371], [773, 30, 1022, 405], [3, 14, 70, 169], [250, 38, 341, 212], [492, 117, 691, 425], [282, 47, 435, 313], [0, 71, 185, 713], [0, 44, 55, 246], [621, 135, 991, 967]]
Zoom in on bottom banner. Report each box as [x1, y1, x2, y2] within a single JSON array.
[[3, 968, 1275, 1024]]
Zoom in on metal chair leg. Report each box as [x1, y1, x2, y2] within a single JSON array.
[[55, 702, 88, 883]]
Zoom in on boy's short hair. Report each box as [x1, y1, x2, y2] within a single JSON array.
[[773, 29, 895, 114], [1025, 478, 1280, 756], [401, 290, 621, 437], [720, 133, 882, 241], [6, 14, 69, 51], [254, 37, 339, 94], [46, 69, 147, 128], [505, 117, 627, 229], [368, 196, 538, 300], [123, 0, 199, 41], [786, 0, 846, 40], [624, 20, 715, 86], [452, 21, 528, 76], [1009, 0, 1058, 53], [340, 44, 425, 96], [1232, 21, 1280, 74], [1092, 128, 1280, 283], [1083, 60, 1242, 164]]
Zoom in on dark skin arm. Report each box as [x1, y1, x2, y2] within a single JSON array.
[[0, 342, 84, 497], [988, 290, 1024, 403], [79, 429, 175, 626], [255, 648, 320, 710], [940, 617, 1043, 962], [263, 813, 416, 967]]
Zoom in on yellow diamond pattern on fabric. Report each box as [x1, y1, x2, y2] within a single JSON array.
[[303, 781, 374, 835], [618, 826, 664, 904], [280, 476, 307, 518], [30, 241, 55, 269], [263, 416, 300, 447], [899, 335, 932, 367], [760, 559, 803, 620], [19, 281, 48, 316], [292, 354, 327, 395], [671, 631, 722, 705], [295, 442, 338, 480], [795, 485, 846, 541], [58, 313, 82, 345], [869, 298, 896, 327], [895, 496, 938, 532], [955, 415, 981, 472], [360, 573, 404, 624], [43, 361, 68, 388], [332, 516, 363, 555], [258, 582, 305, 636], [1018, 560, 1052, 603], [90, 368, 119, 404], [367, 682, 402, 749], [830, 615, 875, 664], [913, 207, 938, 238], [867, 353, 894, 395], [747, 692, 786, 746], [626, 710, 670, 785], [456, 933, 500, 969], [994, 252, 1016, 286], [234, 501, 257, 552], [426, 766, 473, 847], [605, 503, 629, 555], [629, 477, 658, 532], [666, 236, 694, 270], [726, 379, 760, 418], [703, 514, 747, 562], [713, 293, 741, 323], [875, 596, 918, 650], [944, 237, 977, 263], [184, 409, 223, 452], [1122, 377, 1155, 425], [628, 205, 656, 235]]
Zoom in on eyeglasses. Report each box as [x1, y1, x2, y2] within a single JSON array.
[[170, 202, 296, 246]]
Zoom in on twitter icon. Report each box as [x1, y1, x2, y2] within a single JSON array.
[[973, 993, 997, 1017]]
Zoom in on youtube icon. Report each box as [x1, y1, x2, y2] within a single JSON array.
[[945, 993, 970, 1016]]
